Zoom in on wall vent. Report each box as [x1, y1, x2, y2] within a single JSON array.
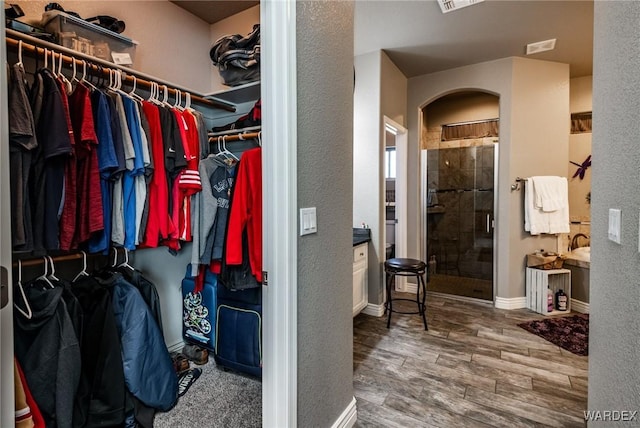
[[437, 0, 485, 14], [526, 38, 557, 55]]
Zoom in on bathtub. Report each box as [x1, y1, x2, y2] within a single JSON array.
[[563, 246, 590, 312]]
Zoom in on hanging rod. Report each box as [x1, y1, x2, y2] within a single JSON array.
[[5, 29, 235, 112], [209, 125, 261, 138], [13, 252, 92, 268], [208, 131, 261, 144]]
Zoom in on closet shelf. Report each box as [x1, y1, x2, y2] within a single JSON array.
[[204, 81, 260, 108], [5, 29, 236, 112]]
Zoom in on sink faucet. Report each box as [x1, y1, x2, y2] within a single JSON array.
[[570, 233, 590, 250]]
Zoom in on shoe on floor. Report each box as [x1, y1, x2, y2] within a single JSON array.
[[182, 344, 209, 365], [171, 352, 191, 375]]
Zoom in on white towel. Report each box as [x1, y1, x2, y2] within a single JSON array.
[[524, 176, 570, 235], [532, 176, 566, 212]]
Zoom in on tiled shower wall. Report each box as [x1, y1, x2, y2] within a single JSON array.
[[425, 139, 496, 280]]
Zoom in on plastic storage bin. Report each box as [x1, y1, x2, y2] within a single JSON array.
[[41, 10, 137, 65]]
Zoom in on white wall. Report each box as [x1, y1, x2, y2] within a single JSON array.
[[353, 50, 408, 306], [380, 52, 407, 126], [16, 1, 213, 93], [353, 51, 382, 303], [408, 57, 569, 301], [568, 76, 592, 225]]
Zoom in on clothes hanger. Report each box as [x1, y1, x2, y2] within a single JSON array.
[[58, 53, 73, 94], [14, 260, 32, 320], [161, 85, 173, 108], [70, 58, 80, 85], [127, 75, 144, 102], [107, 69, 115, 91], [73, 251, 90, 282], [117, 248, 134, 271], [80, 60, 98, 91], [214, 136, 227, 162], [184, 92, 195, 112], [46, 256, 60, 282], [43, 48, 48, 71], [257, 131, 262, 147], [222, 135, 239, 162], [16, 40, 23, 67], [114, 70, 131, 98], [147, 82, 162, 105], [173, 89, 183, 110], [34, 257, 55, 289], [111, 247, 119, 267]]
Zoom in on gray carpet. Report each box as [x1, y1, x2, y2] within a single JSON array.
[[155, 359, 262, 427]]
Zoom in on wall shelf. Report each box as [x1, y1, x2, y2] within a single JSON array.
[[204, 81, 260, 108]]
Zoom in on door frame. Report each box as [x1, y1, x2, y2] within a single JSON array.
[[0, 7, 16, 425], [0, 2, 301, 426], [383, 117, 409, 292], [420, 142, 499, 302], [261, 1, 298, 427]]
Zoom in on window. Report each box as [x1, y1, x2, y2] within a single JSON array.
[[385, 147, 396, 179], [571, 112, 592, 134], [441, 118, 499, 141]]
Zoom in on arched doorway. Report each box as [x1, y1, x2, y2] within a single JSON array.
[[421, 91, 499, 301]]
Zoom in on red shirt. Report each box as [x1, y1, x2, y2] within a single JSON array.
[[140, 101, 175, 247], [56, 79, 77, 251], [69, 84, 103, 245], [225, 147, 262, 282]]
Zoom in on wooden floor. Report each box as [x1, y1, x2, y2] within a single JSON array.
[[353, 293, 588, 428]]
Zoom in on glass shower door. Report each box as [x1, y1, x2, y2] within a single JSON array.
[[424, 143, 495, 301]]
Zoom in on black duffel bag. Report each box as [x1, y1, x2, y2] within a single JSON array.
[[210, 24, 260, 87]]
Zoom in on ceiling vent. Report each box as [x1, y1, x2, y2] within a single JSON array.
[[526, 38, 557, 55], [437, 0, 485, 14]]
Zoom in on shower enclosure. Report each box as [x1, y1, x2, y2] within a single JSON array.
[[421, 142, 496, 301]]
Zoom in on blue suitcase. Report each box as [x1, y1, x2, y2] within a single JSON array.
[[182, 264, 217, 351], [214, 285, 262, 378]]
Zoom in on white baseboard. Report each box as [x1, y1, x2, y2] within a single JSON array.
[[494, 296, 527, 310], [571, 298, 590, 314], [398, 283, 418, 294], [362, 303, 385, 317], [167, 340, 185, 354], [331, 397, 357, 428]]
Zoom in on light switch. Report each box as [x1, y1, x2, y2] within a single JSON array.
[[608, 208, 621, 244], [300, 207, 317, 236]]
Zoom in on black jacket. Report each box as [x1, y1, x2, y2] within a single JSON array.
[[14, 280, 81, 428], [71, 276, 128, 427]]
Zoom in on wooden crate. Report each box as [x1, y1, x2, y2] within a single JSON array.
[[526, 267, 571, 315]]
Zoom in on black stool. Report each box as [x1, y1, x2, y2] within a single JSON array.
[[384, 258, 428, 330]]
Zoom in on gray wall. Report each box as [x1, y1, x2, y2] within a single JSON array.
[[589, 1, 640, 421], [296, 1, 356, 427]]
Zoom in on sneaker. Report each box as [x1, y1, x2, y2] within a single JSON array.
[[182, 344, 209, 365]]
